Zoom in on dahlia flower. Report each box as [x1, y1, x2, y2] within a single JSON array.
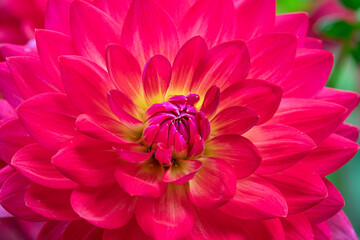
[[0, 0, 359, 239]]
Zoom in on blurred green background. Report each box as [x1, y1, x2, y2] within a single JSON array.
[[277, 0, 360, 235]]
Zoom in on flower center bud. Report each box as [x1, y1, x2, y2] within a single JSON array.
[[142, 94, 210, 164]]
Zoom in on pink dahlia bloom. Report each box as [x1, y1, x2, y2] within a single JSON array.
[[0, 0, 359, 239]]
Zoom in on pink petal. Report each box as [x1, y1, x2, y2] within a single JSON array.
[[17, 93, 79, 151], [103, 217, 151, 240], [52, 136, 119, 187], [155, 143, 172, 165], [316, 87, 360, 119], [135, 185, 194, 240], [244, 125, 316, 174], [35, 30, 76, 91], [283, 49, 333, 98], [206, 135, 261, 178], [162, 159, 202, 185], [37, 221, 70, 240], [0, 205, 12, 218], [142, 55, 171, 104], [115, 146, 153, 163], [304, 37, 323, 49], [261, 163, 328, 215], [0, 99, 16, 123], [0, 43, 37, 58], [6, 56, 59, 99], [114, 160, 167, 198], [0, 63, 24, 108], [188, 135, 204, 158], [121, 0, 179, 67], [190, 40, 250, 98], [179, 0, 236, 47], [336, 123, 359, 142], [301, 134, 359, 176], [0, 118, 32, 164], [70, 0, 121, 67], [155, 0, 190, 26], [267, 98, 347, 143], [11, 143, 77, 189], [235, 0, 275, 40], [303, 178, 344, 224], [328, 210, 358, 240], [169, 36, 208, 95], [188, 157, 237, 209], [105, 44, 145, 108], [200, 86, 220, 118], [312, 222, 331, 240], [220, 176, 288, 220], [220, 79, 283, 124], [71, 184, 135, 229], [25, 184, 80, 221], [59, 55, 115, 117], [61, 220, 103, 240], [247, 33, 297, 86], [0, 165, 15, 188], [211, 106, 259, 135], [280, 214, 314, 239], [45, 0, 72, 35], [275, 13, 309, 47], [92, 0, 131, 28], [0, 172, 46, 221]]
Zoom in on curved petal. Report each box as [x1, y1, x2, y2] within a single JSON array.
[[142, 55, 171, 104], [0, 63, 24, 108], [220, 79, 283, 124], [301, 134, 359, 176], [162, 159, 202, 185], [247, 33, 297, 86], [0, 43, 37, 59], [45, 0, 72, 35], [92, 0, 131, 28], [190, 40, 250, 98], [25, 184, 79, 221], [70, 0, 122, 67], [135, 185, 194, 240], [206, 135, 261, 178], [36, 221, 70, 240], [169, 36, 208, 96], [235, 0, 275, 40], [52, 136, 119, 187], [17, 93, 79, 151], [154, 0, 190, 26], [188, 158, 237, 209], [280, 214, 314, 240], [11, 143, 77, 189], [304, 37, 323, 49], [211, 106, 258, 135], [275, 13, 309, 47], [283, 49, 333, 98], [336, 123, 359, 142], [220, 176, 288, 220], [200, 86, 220, 118], [268, 99, 347, 143], [121, 0, 179, 67], [103, 217, 151, 240], [328, 210, 358, 240], [61, 220, 103, 240], [179, 0, 236, 47], [312, 222, 331, 240], [71, 185, 135, 229], [244, 125, 316, 174]]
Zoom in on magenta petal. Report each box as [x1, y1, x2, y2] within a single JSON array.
[[191, 40, 250, 98], [211, 106, 259, 135], [61, 220, 103, 240], [142, 55, 171, 104], [103, 217, 151, 240], [220, 79, 283, 124], [305, 37, 323, 49], [247, 33, 297, 85], [275, 13, 309, 47], [235, 0, 275, 40], [303, 178, 344, 224], [45, 0, 72, 35], [155, 143, 172, 165], [121, 0, 179, 67], [281, 214, 314, 239], [135, 185, 194, 240], [162, 159, 202, 185], [6, 56, 59, 99], [188, 158, 237, 209], [283, 49, 333, 98], [52, 136, 119, 187], [301, 134, 359, 176], [0, 172, 46, 221], [244, 125, 316, 174], [116, 147, 153, 163], [328, 210, 358, 240], [92, 0, 131, 28], [36, 221, 70, 240], [200, 85, 220, 118], [154, 0, 190, 26], [71, 184, 135, 229], [206, 135, 261, 178], [70, 0, 121, 68], [179, 0, 236, 47], [312, 222, 331, 240], [0, 43, 37, 59], [59, 55, 115, 117], [35, 30, 76, 91], [17, 93, 79, 151], [188, 135, 204, 158], [169, 36, 208, 95], [11, 143, 77, 189], [25, 184, 80, 221], [114, 160, 166, 198], [268, 98, 347, 143], [0, 63, 24, 108], [336, 123, 359, 142], [0, 99, 16, 123], [220, 176, 288, 220]]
